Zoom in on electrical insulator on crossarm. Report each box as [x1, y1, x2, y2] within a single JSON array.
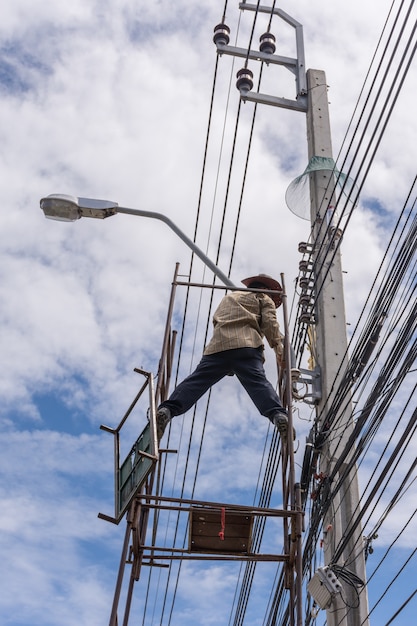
[[213, 23, 230, 47], [259, 32, 276, 55], [236, 68, 254, 95]]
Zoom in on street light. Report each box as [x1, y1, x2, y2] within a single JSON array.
[[40, 194, 235, 288]]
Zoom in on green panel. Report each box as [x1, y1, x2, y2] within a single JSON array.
[[118, 423, 155, 517]]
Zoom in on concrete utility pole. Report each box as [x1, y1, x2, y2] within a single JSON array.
[[215, 5, 369, 625], [306, 69, 368, 626]]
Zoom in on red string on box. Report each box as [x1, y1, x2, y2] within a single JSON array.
[[218, 507, 225, 541]]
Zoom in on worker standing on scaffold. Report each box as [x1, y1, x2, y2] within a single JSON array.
[[156, 274, 294, 441]]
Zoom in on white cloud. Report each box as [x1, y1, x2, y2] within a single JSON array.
[[0, 429, 118, 625]]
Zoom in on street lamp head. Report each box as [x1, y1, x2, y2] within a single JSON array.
[[40, 194, 119, 221], [40, 194, 82, 221]]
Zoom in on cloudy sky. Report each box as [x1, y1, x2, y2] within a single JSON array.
[[1, 1, 416, 625]]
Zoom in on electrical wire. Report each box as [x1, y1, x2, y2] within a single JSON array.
[[291, 0, 416, 369], [135, 1, 417, 624]]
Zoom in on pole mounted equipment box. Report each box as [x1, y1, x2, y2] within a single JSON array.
[[307, 566, 343, 609]]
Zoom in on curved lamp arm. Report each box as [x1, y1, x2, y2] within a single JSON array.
[[40, 194, 236, 288]]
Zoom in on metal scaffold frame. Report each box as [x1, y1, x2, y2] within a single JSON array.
[[98, 263, 304, 626]]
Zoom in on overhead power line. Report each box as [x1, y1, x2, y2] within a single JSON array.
[[138, 1, 417, 624]]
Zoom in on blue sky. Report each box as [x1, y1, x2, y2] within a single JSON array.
[[1, 1, 416, 625]]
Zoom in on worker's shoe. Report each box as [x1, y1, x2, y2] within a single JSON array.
[[156, 406, 171, 441], [271, 411, 296, 440]]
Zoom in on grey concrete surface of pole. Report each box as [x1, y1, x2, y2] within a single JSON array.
[[306, 69, 369, 626]]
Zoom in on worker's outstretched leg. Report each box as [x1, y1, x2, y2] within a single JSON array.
[[232, 347, 295, 439], [156, 352, 231, 439]]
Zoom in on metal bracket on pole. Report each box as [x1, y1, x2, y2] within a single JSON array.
[[215, 42, 308, 112], [292, 366, 322, 405], [214, 4, 308, 112], [238, 3, 307, 96], [241, 91, 307, 112]]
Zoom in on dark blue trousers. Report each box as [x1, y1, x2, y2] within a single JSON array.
[[160, 347, 285, 419]]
